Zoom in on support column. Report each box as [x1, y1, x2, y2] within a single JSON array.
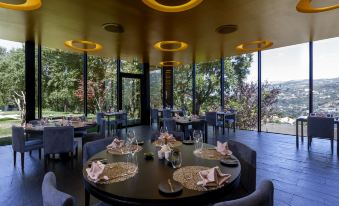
[[162, 67, 174, 108], [192, 63, 196, 114], [258, 51, 262, 132], [309, 42, 313, 114], [25, 41, 35, 122], [141, 63, 150, 125], [117, 59, 122, 110], [83, 52, 88, 117], [220, 58, 225, 111], [37, 45, 42, 119]]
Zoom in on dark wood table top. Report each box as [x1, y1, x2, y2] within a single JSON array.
[[83, 141, 241, 206], [103, 112, 127, 116], [25, 121, 96, 132]]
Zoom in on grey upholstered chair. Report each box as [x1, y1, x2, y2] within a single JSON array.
[[43, 127, 78, 169], [42, 172, 76, 206], [12, 126, 43, 171], [162, 109, 172, 118], [206, 112, 224, 133], [225, 111, 236, 134], [83, 137, 114, 166], [116, 112, 128, 133], [162, 118, 184, 141], [307, 116, 335, 153], [228, 140, 257, 197], [214, 180, 274, 206], [96, 112, 104, 132], [82, 119, 106, 146], [151, 108, 159, 125]]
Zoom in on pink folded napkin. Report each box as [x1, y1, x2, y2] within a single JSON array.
[[86, 161, 108, 182], [159, 133, 176, 142], [106, 138, 125, 150], [216, 141, 232, 156], [197, 166, 231, 187]]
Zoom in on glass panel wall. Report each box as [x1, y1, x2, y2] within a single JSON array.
[[87, 55, 117, 119], [196, 60, 220, 115], [0, 40, 24, 140], [174, 64, 192, 114], [262, 43, 309, 134], [224, 53, 258, 130], [150, 69, 162, 109], [122, 77, 141, 125], [121, 58, 143, 74], [41, 47, 83, 118]]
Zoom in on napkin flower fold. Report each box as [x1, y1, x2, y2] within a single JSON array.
[[197, 166, 231, 187], [106, 138, 125, 150], [216, 141, 232, 156], [86, 161, 108, 182], [159, 132, 176, 142]]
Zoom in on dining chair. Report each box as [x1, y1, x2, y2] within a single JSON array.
[[82, 119, 106, 146], [43, 127, 78, 169], [42, 172, 76, 206], [214, 180, 274, 206], [116, 112, 128, 133], [151, 108, 159, 126], [96, 112, 104, 132], [307, 116, 334, 153], [162, 109, 172, 118], [83, 137, 114, 166], [228, 140, 256, 197], [206, 112, 223, 134], [12, 126, 43, 171], [162, 118, 184, 141]]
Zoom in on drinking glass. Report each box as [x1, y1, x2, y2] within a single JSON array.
[[170, 150, 182, 169], [160, 127, 165, 134], [126, 153, 138, 174], [193, 130, 203, 152]]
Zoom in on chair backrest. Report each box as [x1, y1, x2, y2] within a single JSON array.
[[214, 180, 274, 206], [43, 127, 74, 155], [163, 118, 176, 132], [163, 109, 172, 118], [228, 140, 256, 194], [42, 172, 76, 206], [99, 118, 106, 138], [151, 109, 159, 120], [83, 137, 114, 166], [307, 116, 334, 139], [96, 112, 104, 124], [12, 126, 25, 153], [206, 112, 218, 126]]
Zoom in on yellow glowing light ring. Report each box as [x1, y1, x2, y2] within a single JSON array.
[[154, 41, 188, 52], [296, 0, 339, 13], [64, 40, 103, 52], [142, 0, 203, 12], [160, 61, 182, 67], [236, 40, 273, 52], [0, 0, 41, 11]]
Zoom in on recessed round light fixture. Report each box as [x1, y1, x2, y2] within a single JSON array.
[[216, 25, 238, 34], [142, 0, 203, 12], [160, 61, 182, 67], [154, 41, 188, 52], [102, 23, 124, 33], [64, 40, 103, 52], [296, 0, 339, 13], [0, 0, 41, 11], [236, 40, 273, 52]]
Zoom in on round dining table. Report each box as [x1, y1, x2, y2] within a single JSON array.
[[24, 121, 96, 134], [83, 141, 241, 206]]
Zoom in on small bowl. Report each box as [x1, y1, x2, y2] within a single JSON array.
[[144, 152, 154, 160]]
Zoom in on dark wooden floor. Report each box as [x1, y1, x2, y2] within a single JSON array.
[[0, 125, 338, 206]]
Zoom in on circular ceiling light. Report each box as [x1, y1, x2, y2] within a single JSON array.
[[64, 40, 103, 52], [142, 0, 203, 12], [160, 61, 182, 67], [102, 23, 124, 33], [235, 40, 273, 52], [154, 41, 188, 52], [296, 0, 339, 13], [0, 0, 41, 11], [216, 25, 238, 34]]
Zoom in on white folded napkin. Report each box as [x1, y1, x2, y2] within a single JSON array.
[[86, 161, 108, 182], [216, 141, 232, 156], [106, 138, 125, 150], [160, 144, 172, 153], [197, 166, 231, 187], [159, 133, 176, 142]]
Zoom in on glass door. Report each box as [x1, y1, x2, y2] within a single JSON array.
[[122, 77, 141, 126]]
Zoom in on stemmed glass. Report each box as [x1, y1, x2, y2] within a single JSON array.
[[193, 130, 203, 153], [126, 130, 138, 174]]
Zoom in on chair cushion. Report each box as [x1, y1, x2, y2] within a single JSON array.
[[73, 141, 78, 151], [24, 139, 43, 151]]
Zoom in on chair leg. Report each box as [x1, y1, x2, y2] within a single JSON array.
[[75, 146, 78, 159], [39, 149, 41, 160], [233, 122, 236, 132], [307, 136, 311, 150], [13, 151, 16, 166], [331, 139, 334, 154], [21, 153, 24, 172], [44, 155, 48, 171]]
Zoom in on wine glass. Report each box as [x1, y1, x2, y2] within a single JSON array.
[[193, 130, 202, 152], [127, 153, 138, 174], [170, 150, 182, 169]]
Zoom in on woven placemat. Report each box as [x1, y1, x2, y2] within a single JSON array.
[[87, 162, 137, 184], [173, 166, 213, 191], [152, 139, 182, 148], [107, 145, 143, 155], [193, 148, 225, 160]]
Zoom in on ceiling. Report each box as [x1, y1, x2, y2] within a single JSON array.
[[1, 0, 339, 66]]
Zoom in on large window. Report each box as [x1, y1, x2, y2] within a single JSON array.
[[121, 58, 143, 74], [150, 69, 162, 108], [174, 64, 192, 114], [262, 43, 309, 134], [0, 40, 24, 139], [313, 37, 339, 117], [196, 60, 220, 114], [224, 53, 258, 130], [41, 47, 83, 117]]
